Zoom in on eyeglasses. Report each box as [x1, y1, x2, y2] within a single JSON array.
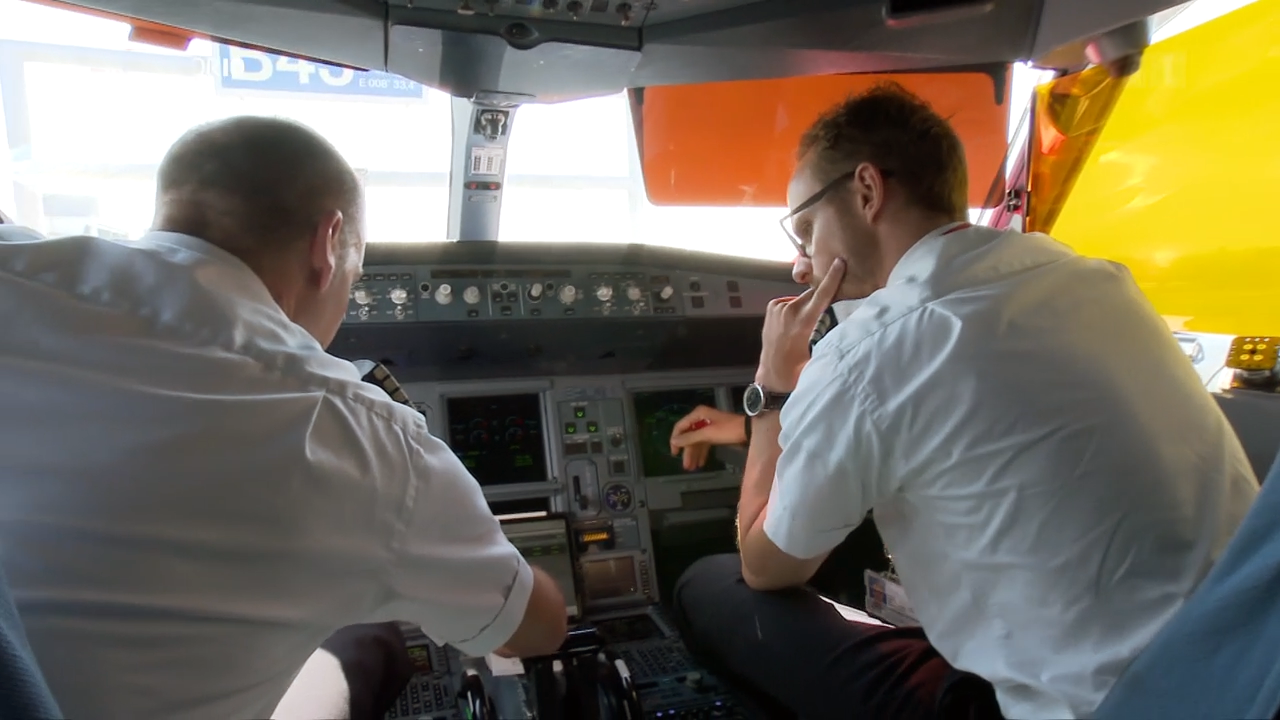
[[779, 167, 894, 258]]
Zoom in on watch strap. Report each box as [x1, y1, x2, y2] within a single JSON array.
[[762, 390, 790, 412]]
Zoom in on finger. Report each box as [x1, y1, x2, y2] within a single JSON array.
[[690, 444, 710, 470], [671, 411, 708, 439], [813, 258, 846, 307], [795, 258, 846, 320], [682, 443, 708, 471], [671, 414, 712, 455], [671, 426, 714, 448]]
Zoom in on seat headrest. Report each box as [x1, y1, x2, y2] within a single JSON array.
[[1213, 391, 1280, 481]]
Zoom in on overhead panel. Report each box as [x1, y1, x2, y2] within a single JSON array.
[[386, 24, 643, 102], [52, 0, 1188, 103], [381, 0, 768, 26], [632, 69, 1010, 208], [1037, 0, 1280, 335]]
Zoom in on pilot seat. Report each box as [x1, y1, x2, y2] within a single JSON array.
[[1096, 343, 1280, 719]]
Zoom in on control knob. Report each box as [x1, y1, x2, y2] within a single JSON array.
[[352, 287, 373, 305], [595, 284, 614, 302], [388, 287, 409, 305], [658, 285, 675, 301], [434, 283, 453, 305], [463, 285, 482, 305], [558, 284, 578, 304], [527, 283, 544, 301], [625, 283, 643, 302]]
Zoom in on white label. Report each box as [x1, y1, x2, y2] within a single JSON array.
[[820, 596, 891, 627], [485, 653, 525, 676], [470, 146, 505, 176], [864, 569, 920, 627]]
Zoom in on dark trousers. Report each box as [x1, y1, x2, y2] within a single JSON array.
[[671, 554, 1004, 720], [319, 622, 414, 720]]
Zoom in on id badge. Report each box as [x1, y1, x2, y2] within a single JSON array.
[[864, 570, 920, 627]]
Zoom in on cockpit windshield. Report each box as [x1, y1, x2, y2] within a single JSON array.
[[5, 0, 1206, 261], [0, 0, 795, 260]]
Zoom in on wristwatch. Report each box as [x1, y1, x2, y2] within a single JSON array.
[[742, 382, 790, 417]]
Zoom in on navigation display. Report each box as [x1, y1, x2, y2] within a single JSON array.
[[502, 517, 580, 618], [632, 388, 726, 477], [446, 394, 547, 485]]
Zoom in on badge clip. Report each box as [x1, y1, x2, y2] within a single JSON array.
[[864, 569, 920, 628]]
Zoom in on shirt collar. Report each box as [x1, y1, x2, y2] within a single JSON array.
[[884, 221, 972, 288], [137, 231, 281, 312], [810, 299, 864, 350]]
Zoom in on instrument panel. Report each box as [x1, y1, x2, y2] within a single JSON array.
[[399, 373, 749, 611], [335, 243, 785, 608], [339, 242, 783, 718], [342, 242, 796, 326]]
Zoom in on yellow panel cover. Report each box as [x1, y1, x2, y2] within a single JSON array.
[[1036, 0, 1280, 335]]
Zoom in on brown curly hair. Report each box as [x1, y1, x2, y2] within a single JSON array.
[[797, 81, 968, 221]]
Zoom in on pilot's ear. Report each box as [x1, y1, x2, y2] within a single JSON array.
[[851, 162, 885, 222], [310, 209, 344, 290]]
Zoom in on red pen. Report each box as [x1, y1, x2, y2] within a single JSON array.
[[690, 419, 712, 431]]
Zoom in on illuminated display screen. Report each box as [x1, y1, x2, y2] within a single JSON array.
[[406, 645, 433, 675], [581, 557, 638, 602], [502, 517, 580, 618], [632, 388, 726, 478], [446, 394, 547, 486]]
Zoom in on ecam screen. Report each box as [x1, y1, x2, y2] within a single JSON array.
[[502, 517, 580, 618], [446, 394, 547, 485], [632, 388, 726, 478]]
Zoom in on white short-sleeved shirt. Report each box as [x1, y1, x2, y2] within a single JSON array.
[[763, 224, 1258, 719], [0, 232, 534, 720]]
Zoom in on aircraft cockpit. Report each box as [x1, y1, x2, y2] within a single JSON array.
[[4, 0, 1273, 718]]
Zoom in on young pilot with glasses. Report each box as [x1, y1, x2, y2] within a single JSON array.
[[668, 83, 1256, 720]]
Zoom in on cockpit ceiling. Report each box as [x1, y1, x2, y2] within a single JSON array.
[[56, 0, 1183, 102]]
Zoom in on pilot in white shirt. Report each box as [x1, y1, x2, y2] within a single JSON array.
[[0, 116, 567, 720], [671, 84, 1258, 720]]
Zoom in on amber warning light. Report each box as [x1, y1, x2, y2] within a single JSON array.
[[1226, 337, 1278, 372]]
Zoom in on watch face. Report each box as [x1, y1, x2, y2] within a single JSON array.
[[742, 383, 765, 416]]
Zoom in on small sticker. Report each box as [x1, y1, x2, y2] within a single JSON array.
[[470, 146, 505, 176], [864, 569, 920, 627]]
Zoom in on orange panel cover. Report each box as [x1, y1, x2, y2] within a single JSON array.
[[633, 70, 1010, 208]]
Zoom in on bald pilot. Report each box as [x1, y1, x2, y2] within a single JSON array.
[[0, 117, 567, 720]]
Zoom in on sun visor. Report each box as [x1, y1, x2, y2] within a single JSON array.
[[22, 0, 201, 50], [1035, 0, 1280, 335], [630, 68, 1011, 209]]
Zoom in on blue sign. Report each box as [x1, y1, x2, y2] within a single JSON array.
[[214, 44, 424, 99]]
